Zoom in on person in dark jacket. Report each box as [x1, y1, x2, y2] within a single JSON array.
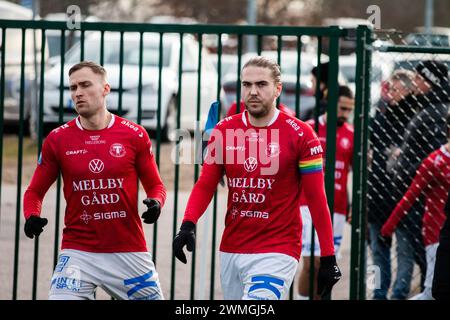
[[432, 111, 450, 300], [432, 191, 450, 300], [390, 60, 449, 299], [367, 69, 417, 299]]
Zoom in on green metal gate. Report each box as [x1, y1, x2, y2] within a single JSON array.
[[0, 19, 373, 300]]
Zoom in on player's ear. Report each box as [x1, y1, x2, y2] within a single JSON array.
[[103, 83, 111, 96], [275, 82, 282, 98]]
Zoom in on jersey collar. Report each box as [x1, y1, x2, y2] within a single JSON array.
[[241, 109, 280, 128], [75, 113, 116, 131]]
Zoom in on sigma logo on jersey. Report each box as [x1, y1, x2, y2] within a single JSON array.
[[231, 207, 239, 219], [240, 210, 269, 219], [244, 157, 258, 172], [310, 145, 323, 156], [80, 211, 92, 224], [89, 159, 105, 173], [110, 143, 126, 158], [265, 143, 280, 158], [80, 210, 127, 224], [66, 149, 88, 156], [86, 135, 106, 145]]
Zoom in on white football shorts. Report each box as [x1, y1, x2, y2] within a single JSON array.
[[300, 205, 346, 258], [49, 249, 164, 300], [219, 252, 298, 300]]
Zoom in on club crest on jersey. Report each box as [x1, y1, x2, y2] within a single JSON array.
[[340, 137, 350, 150], [89, 159, 105, 173], [244, 157, 258, 172], [110, 143, 126, 158], [265, 143, 280, 158]]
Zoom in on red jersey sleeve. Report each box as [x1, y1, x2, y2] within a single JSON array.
[[382, 155, 435, 237], [135, 129, 167, 207], [183, 126, 224, 224], [23, 133, 60, 219], [298, 123, 335, 257]]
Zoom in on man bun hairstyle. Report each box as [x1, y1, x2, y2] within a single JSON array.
[[242, 56, 281, 84]]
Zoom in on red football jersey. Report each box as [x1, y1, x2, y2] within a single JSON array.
[[183, 110, 335, 260], [299, 115, 354, 215], [23, 115, 166, 253], [383, 145, 450, 246]]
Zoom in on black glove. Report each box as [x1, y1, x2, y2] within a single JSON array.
[[141, 198, 161, 224], [24, 216, 48, 239], [317, 255, 342, 298], [173, 221, 196, 264]]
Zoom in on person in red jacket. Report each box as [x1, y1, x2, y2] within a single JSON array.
[[296, 85, 355, 300], [381, 112, 450, 300], [23, 61, 167, 300], [172, 56, 341, 300]]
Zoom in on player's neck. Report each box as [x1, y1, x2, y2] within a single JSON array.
[[323, 113, 327, 124], [446, 141, 450, 153], [247, 106, 276, 127], [79, 109, 112, 130]]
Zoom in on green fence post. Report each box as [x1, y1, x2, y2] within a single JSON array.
[[349, 25, 367, 300], [322, 26, 340, 300]]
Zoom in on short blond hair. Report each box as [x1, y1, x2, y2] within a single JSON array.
[[242, 56, 281, 84]]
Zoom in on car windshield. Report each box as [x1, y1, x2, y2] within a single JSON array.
[[280, 61, 313, 77], [65, 39, 171, 67]]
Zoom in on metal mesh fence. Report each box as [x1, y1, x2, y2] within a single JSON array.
[[366, 30, 450, 300]]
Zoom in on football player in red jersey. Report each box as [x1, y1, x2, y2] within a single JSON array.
[[381, 112, 450, 300], [23, 61, 167, 300], [296, 85, 354, 300], [173, 56, 341, 300]]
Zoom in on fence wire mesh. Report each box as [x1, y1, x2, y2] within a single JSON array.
[[366, 30, 450, 300]]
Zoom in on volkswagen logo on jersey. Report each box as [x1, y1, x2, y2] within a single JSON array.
[[89, 159, 105, 173], [80, 211, 92, 224], [110, 143, 126, 158], [265, 143, 280, 158], [244, 157, 258, 172]]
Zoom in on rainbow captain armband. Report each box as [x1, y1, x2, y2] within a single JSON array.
[[299, 158, 323, 174]]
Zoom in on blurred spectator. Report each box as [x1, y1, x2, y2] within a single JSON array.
[[367, 69, 417, 300], [296, 85, 354, 300], [310, 62, 330, 118], [389, 60, 449, 299], [381, 114, 450, 299]]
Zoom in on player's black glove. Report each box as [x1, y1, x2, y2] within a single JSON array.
[[24, 216, 48, 239], [141, 198, 161, 224], [317, 255, 342, 298], [173, 221, 196, 264]]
